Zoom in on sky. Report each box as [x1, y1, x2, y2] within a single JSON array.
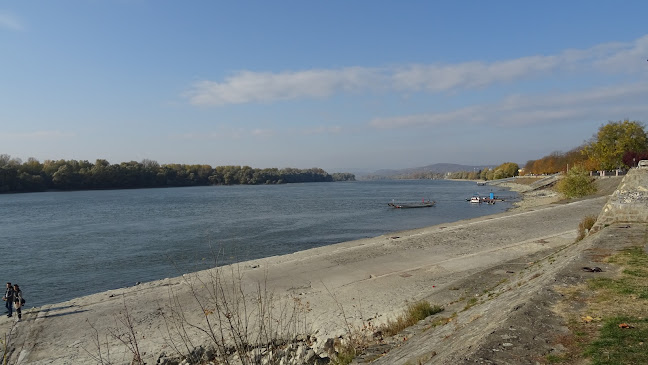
[[1, 1, 648, 172]]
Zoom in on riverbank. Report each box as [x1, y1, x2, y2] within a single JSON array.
[[0, 180, 615, 364], [498, 176, 622, 211], [498, 180, 563, 209]]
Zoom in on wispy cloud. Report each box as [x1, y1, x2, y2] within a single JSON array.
[[370, 83, 648, 129], [174, 125, 345, 140], [186, 35, 648, 106], [172, 127, 276, 140], [0, 12, 24, 31], [300, 126, 342, 135], [0, 130, 75, 140], [187, 68, 379, 106], [250, 128, 274, 137]]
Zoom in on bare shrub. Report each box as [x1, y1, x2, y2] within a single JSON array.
[[321, 282, 377, 364], [84, 320, 113, 365], [162, 264, 311, 364], [84, 298, 143, 365], [1, 321, 20, 365]]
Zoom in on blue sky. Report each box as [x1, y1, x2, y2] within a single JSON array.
[[1, 1, 647, 172]]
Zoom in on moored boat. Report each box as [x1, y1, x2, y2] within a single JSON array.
[[388, 200, 436, 209]]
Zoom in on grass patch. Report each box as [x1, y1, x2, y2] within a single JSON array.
[[584, 316, 648, 365], [556, 246, 648, 364], [463, 297, 478, 311], [587, 247, 648, 299], [428, 316, 453, 328], [545, 353, 564, 363], [381, 301, 443, 337], [330, 345, 356, 365]]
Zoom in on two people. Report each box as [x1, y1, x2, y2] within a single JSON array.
[[3, 282, 24, 320]]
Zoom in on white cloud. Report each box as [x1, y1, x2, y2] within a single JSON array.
[[390, 55, 561, 91], [369, 83, 648, 129], [187, 35, 648, 106], [591, 35, 648, 73], [187, 68, 381, 106], [0, 12, 24, 31], [0, 130, 75, 140]]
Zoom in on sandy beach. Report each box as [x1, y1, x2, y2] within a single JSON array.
[[0, 180, 616, 364]]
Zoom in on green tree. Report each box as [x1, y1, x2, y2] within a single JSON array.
[[0, 154, 11, 167], [584, 120, 648, 170], [556, 165, 596, 198], [0, 167, 18, 192], [479, 168, 490, 180], [52, 164, 78, 189], [494, 162, 519, 179], [331, 172, 356, 181]]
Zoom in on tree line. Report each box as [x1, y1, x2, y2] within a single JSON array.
[[362, 161, 521, 181], [524, 119, 648, 175], [446, 162, 520, 181], [0, 156, 356, 193], [362, 171, 446, 180], [446, 119, 647, 179]]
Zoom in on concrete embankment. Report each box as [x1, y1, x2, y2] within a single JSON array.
[[592, 163, 648, 232], [371, 164, 647, 364], [0, 189, 614, 364]]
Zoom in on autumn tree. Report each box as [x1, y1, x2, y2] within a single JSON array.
[[622, 150, 648, 168], [584, 119, 648, 170], [494, 162, 519, 179], [524, 145, 596, 175]]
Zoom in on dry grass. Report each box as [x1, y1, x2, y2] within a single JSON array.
[[576, 215, 598, 241], [325, 300, 444, 365], [380, 301, 443, 337]]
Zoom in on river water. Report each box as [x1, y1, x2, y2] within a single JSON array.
[[0, 179, 516, 307]]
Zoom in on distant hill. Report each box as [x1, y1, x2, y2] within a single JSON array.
[[360, 163, 494, 179]]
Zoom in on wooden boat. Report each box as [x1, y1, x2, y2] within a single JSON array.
[[388, 200, 436, 209]]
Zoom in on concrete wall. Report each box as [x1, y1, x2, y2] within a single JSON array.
[[591, 160, 648, 233]]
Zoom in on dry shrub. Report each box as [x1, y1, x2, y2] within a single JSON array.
[[161, 265, 311, 365], [381, 301, 443, 337], [577, 215, 597, 241]]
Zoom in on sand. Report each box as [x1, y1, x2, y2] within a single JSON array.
[[0, 183, 612, 364]]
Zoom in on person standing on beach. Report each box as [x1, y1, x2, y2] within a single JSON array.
[[4, 282, 13, 317], [12, 284, 22, 321]]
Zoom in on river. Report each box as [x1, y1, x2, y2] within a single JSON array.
[[0, 179, 516, 307]]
